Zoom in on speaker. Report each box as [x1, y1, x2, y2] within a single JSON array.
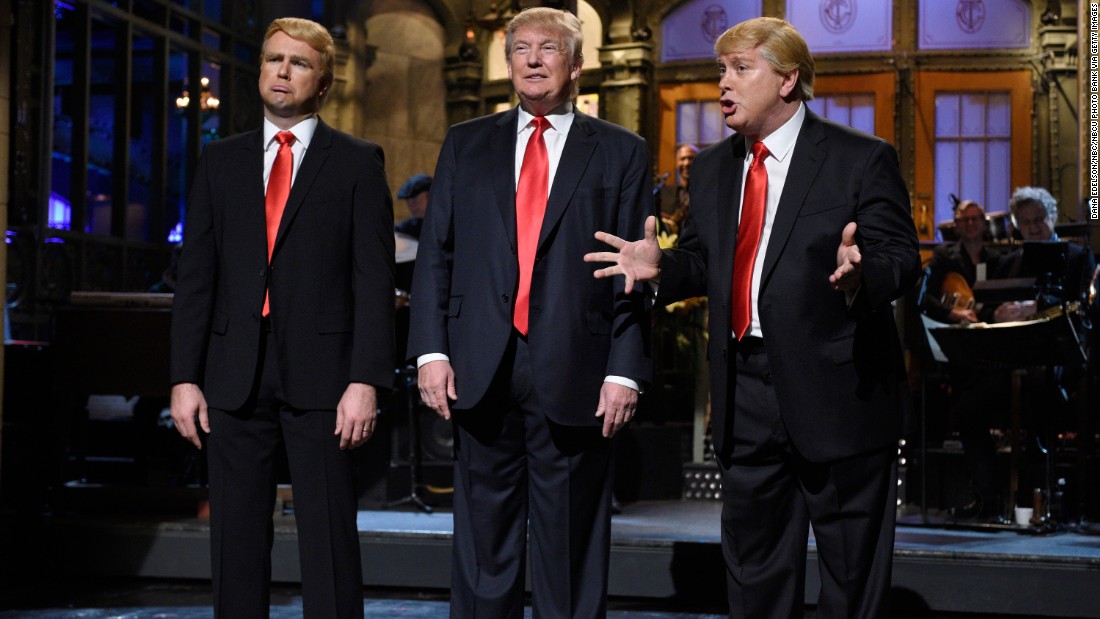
[[390, 403, 454, 466], [384, 384, 455, 506]]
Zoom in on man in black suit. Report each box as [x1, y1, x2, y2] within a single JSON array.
[[169, 17, 395, 619], [407, 7, 650, 617], [587, 17, 919, 619]]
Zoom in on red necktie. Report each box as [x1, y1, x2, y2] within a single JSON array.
[[513, 117, 549, 335], [731, 141, 769, 340], [263, 130, 296, 317]]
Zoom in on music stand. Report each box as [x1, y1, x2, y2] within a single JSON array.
[[930, 314, 1086, 528], [384, 368, 433, 513]]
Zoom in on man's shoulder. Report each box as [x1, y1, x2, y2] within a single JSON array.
[[204, 129, 259, 152], [694, 135, 737, 166], [322, 123, 381, 153], [449, 110, 512, 135], [809, 112, 888, 150], [575, 113, 644, 144]]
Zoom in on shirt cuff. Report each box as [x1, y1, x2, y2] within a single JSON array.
[[417, 353, 450, 368], [605, 375, 641, 393]]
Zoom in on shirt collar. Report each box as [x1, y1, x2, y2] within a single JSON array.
[[517, 102, 574, 136], [263, 115, 318, 150], [756, 102, 805, 163]]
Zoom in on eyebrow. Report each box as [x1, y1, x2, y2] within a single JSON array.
[[264, 51, 314, 66]]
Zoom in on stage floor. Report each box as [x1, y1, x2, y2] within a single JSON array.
[[26, 499, 1100, 618]]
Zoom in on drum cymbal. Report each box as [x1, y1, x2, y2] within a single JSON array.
[[395, 232, 418, 264]]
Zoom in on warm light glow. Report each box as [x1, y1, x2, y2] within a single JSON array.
[[175, 77, 219, 111]]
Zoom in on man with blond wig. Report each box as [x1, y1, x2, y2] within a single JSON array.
[[170, 17, 395, 618], [408, 6, 650, 617], [586, 17, 918, 618]]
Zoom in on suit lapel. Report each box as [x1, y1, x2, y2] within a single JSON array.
[[759, 111, 826, 289], [272, 118, 332, 259], [242, 130, 268, 264], [718, 136, 745, 310], [491, 109, 520, 250], [537, 111, 598, 251]]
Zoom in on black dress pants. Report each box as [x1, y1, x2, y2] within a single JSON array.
[[206, 325, 363, 619]]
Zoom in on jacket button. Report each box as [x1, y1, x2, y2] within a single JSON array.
[[502, 294, 509, 303], [259, 269, 266, 278]]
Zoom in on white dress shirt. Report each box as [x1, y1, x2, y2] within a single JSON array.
[[740, 103, 805, 339], [262, 115, 318, 190]]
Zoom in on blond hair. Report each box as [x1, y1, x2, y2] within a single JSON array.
[[715, 17, 814, 101]]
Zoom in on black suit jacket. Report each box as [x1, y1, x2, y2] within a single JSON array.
[[658, 110, 920, 462], [407, 109, 651, 426], [170, 119, 396, 411]]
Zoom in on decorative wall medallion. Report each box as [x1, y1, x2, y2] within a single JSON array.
[[820, 0, 857, 34], [701, 5, 729, 44], [955, 0, 986, 34]]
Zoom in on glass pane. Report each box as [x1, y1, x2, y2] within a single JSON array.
[[202, 28, 220, 50], [170, 0, 195, 9], [203, 0, 222, 23], [986, 92, 1011, 137], [700, 100, 725, 145], [985, 140, 1011, 213], [850, 94, 875, 136], [128, 31, 156, 241], [168, 47, 190, 242], [934, 93, 959, 138], [677, 101, 699, 147], [133, 0, 166, 25], [88, 17, 117, 236], [170, 11, 191, 37], [959, 93, 986, 137], [959, 141, 984, 202], [235, 40, 258, 63], [50, 1, 78, 230], [934, 141, 959, 233]]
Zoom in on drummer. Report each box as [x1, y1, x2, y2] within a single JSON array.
[[395, 173, 431, 240]]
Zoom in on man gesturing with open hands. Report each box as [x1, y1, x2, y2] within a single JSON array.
[[586, 17, 918, 619]]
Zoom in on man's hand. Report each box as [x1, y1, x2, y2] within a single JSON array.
[[829, 222, 862, 292], [170, 382, 209, 449], [993, 300, 1035, 323], [949, 307, 978, 324], [595, 382, 638, 438], [418, 360, 457, 421], [335, 382, 378, 450], [584, 215, 662, 293]]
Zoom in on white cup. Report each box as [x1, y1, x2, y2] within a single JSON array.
[[1014, 507, 1034, 526]]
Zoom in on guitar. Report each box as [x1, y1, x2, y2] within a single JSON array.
[[940, 271, 975, 311]]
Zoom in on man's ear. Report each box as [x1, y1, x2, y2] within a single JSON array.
[[779, 69, 799, 100]]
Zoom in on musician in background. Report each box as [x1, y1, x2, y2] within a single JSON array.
[[960, 187, 1094, 523], [991, 187, 1095, 322], [921, 199, 1009, 521], [656, 143, 698, 232], [923, 200, 1000, 324]]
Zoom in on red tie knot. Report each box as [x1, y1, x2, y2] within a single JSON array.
[[530, 117, 547, 134], [275, 131, 296, 147], [751, 141, 769, 163]]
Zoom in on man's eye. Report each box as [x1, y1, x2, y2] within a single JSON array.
[[542, 44, 559, 53]]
